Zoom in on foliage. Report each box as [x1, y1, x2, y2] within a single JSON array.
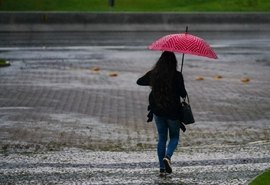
[[0, 59, 6, 64], [0, 59, 10, 67]]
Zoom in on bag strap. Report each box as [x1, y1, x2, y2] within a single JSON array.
[[182, 93, 190, 104]]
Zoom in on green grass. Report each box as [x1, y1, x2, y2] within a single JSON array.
[[249, 169, 270, 185], [0, 59, 10, 67], [0, 59, 7, 65], [0, 0, 270, 12]]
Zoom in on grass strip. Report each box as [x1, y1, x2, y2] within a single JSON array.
[[0, 0, 270, 12], [249, 169, 270, 185], [0, 59, 10, 67]]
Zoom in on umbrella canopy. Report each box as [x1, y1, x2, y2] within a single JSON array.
[[148, 27, 218, 72], [149, 33, 217, 59]]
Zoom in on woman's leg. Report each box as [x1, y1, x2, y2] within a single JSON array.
[[154, 115, 168, 170], [166, 119, 181, 159]]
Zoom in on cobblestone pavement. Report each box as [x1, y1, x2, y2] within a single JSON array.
[[0, 31, 270, 184], [1, 143, 270, 184]]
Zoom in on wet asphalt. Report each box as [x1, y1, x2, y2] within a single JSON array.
[[0, 31, 270, 184]]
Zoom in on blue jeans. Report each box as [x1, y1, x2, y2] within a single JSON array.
[[154, 115, 181, 169]]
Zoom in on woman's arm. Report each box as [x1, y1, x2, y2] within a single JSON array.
[[136, 71, 151, 86]]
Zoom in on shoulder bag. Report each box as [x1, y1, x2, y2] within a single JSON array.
[[181, 94, 195, 125]]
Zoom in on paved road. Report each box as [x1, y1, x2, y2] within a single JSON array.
[[0, 31, 270, 184]]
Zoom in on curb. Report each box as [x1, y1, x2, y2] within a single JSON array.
[[0, 12, 270, 32]]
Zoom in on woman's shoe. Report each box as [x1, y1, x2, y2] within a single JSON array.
[[159, 169, 166, 177], [163, 156, 172, 174]]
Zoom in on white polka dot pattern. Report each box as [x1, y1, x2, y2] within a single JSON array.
[[148, 33, 218, 59]]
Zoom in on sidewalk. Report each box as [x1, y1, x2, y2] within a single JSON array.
[[0, 31, 270, 184], [1, 143, 270, 184]]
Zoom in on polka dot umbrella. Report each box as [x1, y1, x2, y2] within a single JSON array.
[[148, 27, 218, 72]]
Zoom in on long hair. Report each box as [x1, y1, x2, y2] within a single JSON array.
[[150, 51, 178, 110]]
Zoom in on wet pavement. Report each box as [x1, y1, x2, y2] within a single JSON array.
[[0, 31, 270, 184]]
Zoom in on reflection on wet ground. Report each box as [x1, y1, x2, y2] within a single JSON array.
[[0, 31, 270, 184]]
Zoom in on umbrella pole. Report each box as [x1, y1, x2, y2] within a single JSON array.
[[180, 53, 185, 73], [185, 26, 189, 33], [181, 26, 188, 73]]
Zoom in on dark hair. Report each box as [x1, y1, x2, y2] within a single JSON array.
[[150, 51, 178, 109]]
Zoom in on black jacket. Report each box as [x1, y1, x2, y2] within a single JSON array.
[[137, 70, 187, 121]]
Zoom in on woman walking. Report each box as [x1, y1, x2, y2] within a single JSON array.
[[136, 51, 187, 177]]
